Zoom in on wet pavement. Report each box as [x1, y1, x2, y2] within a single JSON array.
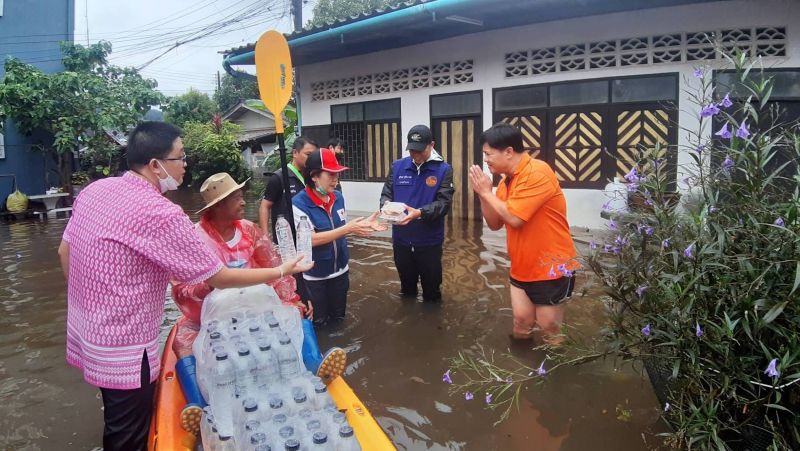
[[0, 186, 665, 450]]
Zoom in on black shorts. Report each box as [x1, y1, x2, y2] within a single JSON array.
[[510, 276, 575, 306]]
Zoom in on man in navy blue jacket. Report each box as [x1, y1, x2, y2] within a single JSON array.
[[380, 125, 454, 302]]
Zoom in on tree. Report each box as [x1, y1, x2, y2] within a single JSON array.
[[182, 115, 249, 187], [163, 89, 218, 129], [214, 73, 260, 113], [0, 41, 165, 189], [307, 0, 407, 27]]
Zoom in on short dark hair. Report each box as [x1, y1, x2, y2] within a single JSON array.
[[302, 168, 323, 189], [126, 121, 182, 168], [292, 137, 317, 153], [479, 123, 524, 153], [327, 138, 342, 148]]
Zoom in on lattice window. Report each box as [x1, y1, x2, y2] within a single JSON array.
[[552, 112, 604, 187], [499, 115, 545, 160], [309, 60, 475, 102], [332, 122, 366, 181], [504, 26, 788, 78], [615, 109, 671, 180]]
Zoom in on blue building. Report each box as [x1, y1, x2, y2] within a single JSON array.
[[0, 0, 75, 204]]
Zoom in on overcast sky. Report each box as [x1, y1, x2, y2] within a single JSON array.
[[74, 0, 318, 99]]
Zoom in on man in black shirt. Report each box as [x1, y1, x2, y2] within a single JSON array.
[[259, 137, 317, 239]]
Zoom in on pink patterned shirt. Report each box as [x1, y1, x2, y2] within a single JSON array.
[[63, 172, 223, 389]]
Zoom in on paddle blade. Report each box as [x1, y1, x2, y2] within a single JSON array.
[[255, 30, 293, 133]]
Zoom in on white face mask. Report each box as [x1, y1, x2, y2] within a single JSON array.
[[156, 160, 180, 193]]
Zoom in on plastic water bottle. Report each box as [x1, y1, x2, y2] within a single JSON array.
[[290, 386, 310, 415], [296, 215, 314, 265], [276, 333, 300, 380], [234, 343, 256, 397], [309, 431, 333, 450], [284, 438, 301, 451], [217, 432, 235, 451], [254, 337, 281, 388], [210, 351, 236, 433], [337, 425, 361, 451], [237, 398, 262, 439], [268, 397, 289, 419], [311, 380, 334, 410], [200, 409, 217, 451], [276, 215, 297, 263]]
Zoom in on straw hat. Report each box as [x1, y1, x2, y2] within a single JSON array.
[[196, 172, 250, 213]]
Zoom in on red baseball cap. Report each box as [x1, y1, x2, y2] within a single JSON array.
[[306, 147, 349, 173]]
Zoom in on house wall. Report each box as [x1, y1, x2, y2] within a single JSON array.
[[0, 0, 75, 204], [295, 0, 800, 228]]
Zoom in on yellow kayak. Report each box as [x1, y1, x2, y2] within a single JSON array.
[[148, 325, 394, 450]]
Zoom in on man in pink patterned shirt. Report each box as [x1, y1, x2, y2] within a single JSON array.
[[58, 122, 308, 451]]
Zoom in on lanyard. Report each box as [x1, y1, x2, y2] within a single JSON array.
[[287, 163, 305, 185]]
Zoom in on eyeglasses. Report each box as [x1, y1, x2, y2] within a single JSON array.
[[162, 155, 187, 162]]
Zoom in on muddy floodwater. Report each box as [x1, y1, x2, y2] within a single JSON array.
[[1, 187, 666, 450]]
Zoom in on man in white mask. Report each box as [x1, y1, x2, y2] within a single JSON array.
[[57, 121, 311, 451]]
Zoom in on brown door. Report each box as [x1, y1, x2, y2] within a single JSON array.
[[432, 116, 482, 221]]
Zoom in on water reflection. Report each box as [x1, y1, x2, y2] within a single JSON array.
[[0, 186, 664, 450]]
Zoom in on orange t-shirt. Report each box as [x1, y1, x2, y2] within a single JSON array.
[[496, 153, 578, 282]]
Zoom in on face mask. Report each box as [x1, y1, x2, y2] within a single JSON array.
[[315, 186, 328, 196], [156, 160, 180, 193]]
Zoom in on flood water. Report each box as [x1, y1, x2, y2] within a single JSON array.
[[0, 185, 666, 450]]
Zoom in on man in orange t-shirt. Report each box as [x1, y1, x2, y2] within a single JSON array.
[[469, 123, 578, 343]]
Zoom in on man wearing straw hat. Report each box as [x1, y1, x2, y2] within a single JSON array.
[[171, 172, 347, 433], [58, 122, 310, 451]]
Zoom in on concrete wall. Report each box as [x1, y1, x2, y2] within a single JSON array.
[[0, 0, 74, 203], [295, 0, 800, 228]]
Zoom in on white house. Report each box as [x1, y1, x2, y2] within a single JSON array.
[[222, 101, 277, 168], [223, 0, 800, 228]]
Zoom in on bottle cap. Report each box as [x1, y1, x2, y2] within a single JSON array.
[[279, 425, 294, 438], [245, 419, 261, 431], [257, 337, 271, 351], [215, 351, 228, 361], [254, 445, 271, 451], [250, 432, 268, 445], [243, 398, 258, 412], [284, 438, 300, 451], [312, 431, 327, 444], [209, 331, 222, 340], [306, 419, 322, 431], [339, 425, 354, 438], [332, 411, 346, 424], [279, 333, 291, 344], [269, 397, 283, 409], [237, 344, 250, 356], [272, 413, 287, 424]]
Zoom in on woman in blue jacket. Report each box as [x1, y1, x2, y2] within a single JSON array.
[[292, 147, 386, 325]]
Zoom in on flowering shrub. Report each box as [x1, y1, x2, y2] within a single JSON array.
[[449, 51, 800, 449]]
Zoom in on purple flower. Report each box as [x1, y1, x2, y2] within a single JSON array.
[[695, 322, 704, 338], [684, 243, 695, 258], [465, 391, 473, 401], [636, 285, 648, 297], [442, 370, 452, 384], [774, 217, 785, 227], [609, 220, 618, 230], [624, 167, 640, 183], [642, 324, 651, 337], [720, 93, 733, 108], [505, 376, 513, 384], [662, 238, 670, 249], [715, 123, 732, 139], [485, 393, 493, 404], [604, 244, 612, 253], [645, 226, 654, 236], [701, 103, 720, 117], [764, 358, 780, 378], [694, 144, 705, 154], [548, 266, 557, 278], [590, 241, 598, 250], [736, 120, 750, 139], [645, 198, 654, 207], [558, 263, 568, 274], [627, 183, 639, 193], [693, 68, 704, 78], [722, 155, 735, 171], [708, 206, 718, 214], [602, 200, 612, 211], [537, 360, 547, 376]]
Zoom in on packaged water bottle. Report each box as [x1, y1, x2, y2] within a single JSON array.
[[250, 431, 270, 447], [268, 397, 289, 419], [200, 409, 217, 451], [284, 438, 301, 451], [210, 351, 236, 433], [290, 386, 310, 415], [275, 215, 297, 263], [337, 425, 361, 451], [309, 431, 333, 450], [278, 424, 302, 448], [296, 216, 314, 265], [311, 380, 334, 411], [234, 343, 256, 397], [276, 333, 300, 380], [217, 432, 235, 451], [254, 337, 281, 389], [237, 398, 264, 442]]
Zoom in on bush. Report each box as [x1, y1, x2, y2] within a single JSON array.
[[183, 117, 249, 187], [448, 50, 800, 449]]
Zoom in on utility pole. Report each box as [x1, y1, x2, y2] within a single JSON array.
[[217, 71, 221, 91], [291, 0, 303, 32]]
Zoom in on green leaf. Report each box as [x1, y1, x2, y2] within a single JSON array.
[[790, 262, 800, 296], [762, 301, 788, 324]]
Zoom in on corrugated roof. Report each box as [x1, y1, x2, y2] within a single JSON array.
[[222, 0, 427, 56]]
